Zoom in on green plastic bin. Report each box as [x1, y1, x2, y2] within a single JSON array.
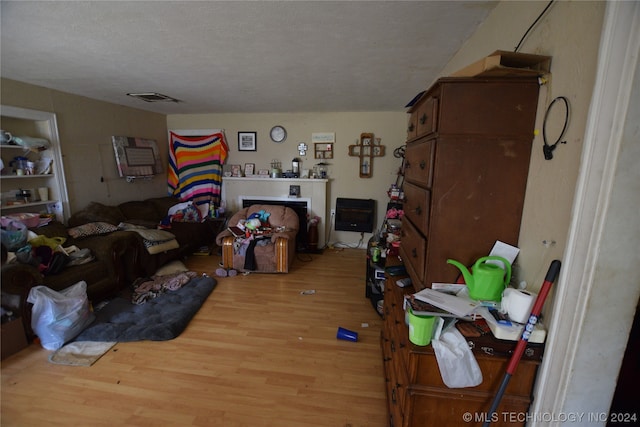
[[408, 309, 436, 346]]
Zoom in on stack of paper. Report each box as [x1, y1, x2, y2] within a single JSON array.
[[413, 288, 480, 318]]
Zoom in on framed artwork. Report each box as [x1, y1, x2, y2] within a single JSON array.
[[112, 136, 163, 177], [238, 132, 257, 151], [289, 185, 301, 198], [244, 163, 255, 176], [231, 164, 242, 177]]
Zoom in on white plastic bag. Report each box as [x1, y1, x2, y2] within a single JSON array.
[[432, 326, 483, 388], [27, 281, 95, 350]]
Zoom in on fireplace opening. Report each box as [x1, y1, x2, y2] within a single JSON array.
[[242, 199, 310, 252]]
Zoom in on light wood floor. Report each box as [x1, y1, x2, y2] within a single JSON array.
[[1, 248, 387, 426]]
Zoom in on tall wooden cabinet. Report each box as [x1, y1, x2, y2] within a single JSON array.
[[382, 77, 542, 426], [399, 77, 540, 292]]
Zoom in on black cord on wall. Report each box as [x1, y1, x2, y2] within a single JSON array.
[[514, 0, 555, 52], [542, 96, 570, 160]]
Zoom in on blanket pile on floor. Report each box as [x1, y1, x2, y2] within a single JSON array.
[[75, 274, 216, 342]]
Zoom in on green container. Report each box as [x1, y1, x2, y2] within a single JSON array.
[[408, 309, 436, 346]]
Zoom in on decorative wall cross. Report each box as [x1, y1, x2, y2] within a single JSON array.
[[348, 132, 385, 178]]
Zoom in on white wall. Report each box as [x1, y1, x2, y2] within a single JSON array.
[[441, 1, 640, 424], [167, 111, 407, 247], [440, 0, 605, 293], [1, 79, 169, 211]]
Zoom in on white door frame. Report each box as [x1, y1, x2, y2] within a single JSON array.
[[530, 2, 639, 424]]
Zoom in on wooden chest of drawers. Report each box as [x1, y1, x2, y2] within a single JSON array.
[[384, 76, 542, 426], [399, 77, 540, 291], [381, 275, 540, 427]]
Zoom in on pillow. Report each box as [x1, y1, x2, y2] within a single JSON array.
[[171, 204, 203, 223], [145, 238, 179, 255], [68, 222, 118, 239], [154, 260, 188, 276], [67, 202, 125, 227], [119, 201, 161, 221]]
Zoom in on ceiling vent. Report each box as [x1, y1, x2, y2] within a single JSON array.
[[126, 92, 181, 103]]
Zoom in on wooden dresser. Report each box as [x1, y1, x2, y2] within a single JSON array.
[[382, 77, 542, 426], [400, 77, 540, 292], [381, 275, 542, 427]]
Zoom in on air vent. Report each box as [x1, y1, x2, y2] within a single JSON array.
[[126, 92, 181, 103]]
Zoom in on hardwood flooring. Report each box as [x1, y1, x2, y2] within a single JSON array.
[[1, 248, 387, 426]]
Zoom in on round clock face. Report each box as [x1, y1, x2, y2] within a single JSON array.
[[270, 125, 287, 143]]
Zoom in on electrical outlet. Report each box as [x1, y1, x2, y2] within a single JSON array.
[[330, 208, 336, 216]]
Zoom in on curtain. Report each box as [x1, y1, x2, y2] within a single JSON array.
[[168, 131, 229, 207]]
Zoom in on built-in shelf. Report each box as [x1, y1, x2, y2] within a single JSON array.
[[1, 174, 55, 180], [1, 105, 69, 221], [2, 200, 59, 210]]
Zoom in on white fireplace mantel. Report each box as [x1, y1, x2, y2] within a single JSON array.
[[222, 177, 329, 247]]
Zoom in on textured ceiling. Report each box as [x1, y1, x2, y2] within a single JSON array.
[[0, 1, 497, 114]]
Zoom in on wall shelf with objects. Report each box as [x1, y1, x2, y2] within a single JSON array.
[[0, 105, 69, 222], [348, 133, 385, 178], [314, 143, 333, 159]]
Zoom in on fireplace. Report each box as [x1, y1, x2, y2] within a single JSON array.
[[222, 177, 329, 249], [242, 198, 310, 252]]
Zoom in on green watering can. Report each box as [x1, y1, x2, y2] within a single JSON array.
[[447, 256, 511, 302]]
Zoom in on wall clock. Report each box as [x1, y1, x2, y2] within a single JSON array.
[[270, 125, 287, 143]]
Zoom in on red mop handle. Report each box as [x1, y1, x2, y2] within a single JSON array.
[[506, 260, 561, 375]]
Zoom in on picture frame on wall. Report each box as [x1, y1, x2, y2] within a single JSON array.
[[238, 132, 257, 151], [244, 163, 255, 176], [289, 185, 301, 198]]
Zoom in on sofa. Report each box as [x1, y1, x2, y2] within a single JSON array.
[[1, 220, 136, 339], [215, 204, 299, 273], [68, 196, 221, 279], [1, 196, 223, 339]]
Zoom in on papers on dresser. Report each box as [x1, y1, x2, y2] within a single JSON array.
[[412, 287, 481, 318]]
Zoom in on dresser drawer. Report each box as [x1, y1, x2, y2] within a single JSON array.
[[403, 182, 430, 236], [407, 110, 418, 141], [406, 348, 539, 398], [399, 217, 426, 286], [405, 387, 531, 427], [404, 138, 434, 187], [416, 95, 438, 137]]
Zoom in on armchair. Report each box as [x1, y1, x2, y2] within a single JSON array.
[[215, 205, 299, 273]]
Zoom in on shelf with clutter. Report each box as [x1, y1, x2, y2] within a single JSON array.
[[1, 106, 68, 221]]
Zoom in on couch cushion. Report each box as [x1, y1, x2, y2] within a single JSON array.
[[146, 197, 182, 218], [68, 202, 125, 226], [68, 222, 118, 239], [119, 201, 162, 222]]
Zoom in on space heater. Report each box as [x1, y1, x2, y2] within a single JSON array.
[[335, 198, 375, 233]]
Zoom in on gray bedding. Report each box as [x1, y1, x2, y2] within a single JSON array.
[[75, 275, 216, 342]]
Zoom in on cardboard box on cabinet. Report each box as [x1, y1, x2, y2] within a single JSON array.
[[451, 50, 551, 77]]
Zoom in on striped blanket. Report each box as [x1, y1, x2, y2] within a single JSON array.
[[168, 131, 229, 207]]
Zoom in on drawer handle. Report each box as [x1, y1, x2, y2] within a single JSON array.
[[411, 248, 417, 258], [419, 113, 428, 125], [407, 123, 415, 132], [415, 206, 422, 215], [419, 160, 426, 169]]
